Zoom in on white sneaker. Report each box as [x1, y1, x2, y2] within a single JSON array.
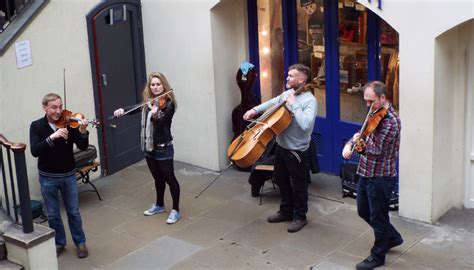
[[166, 209, 180, 224], [143, 204, 165, 216]]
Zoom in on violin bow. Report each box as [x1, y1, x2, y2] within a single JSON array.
[[108, 90, 173, 120]]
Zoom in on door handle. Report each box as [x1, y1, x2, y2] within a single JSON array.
[[101, 74, 108, 87], [110, 124, 117, 129]]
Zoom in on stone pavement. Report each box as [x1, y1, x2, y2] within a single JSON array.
[[55, 160, 474, 269]]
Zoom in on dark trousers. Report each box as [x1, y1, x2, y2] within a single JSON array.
[[145, 157, 181, 212], [357, 176, 402, 263], [274, 145, 310, 220]]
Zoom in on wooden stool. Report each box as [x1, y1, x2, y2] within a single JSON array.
[[254, 164, 276, 205]]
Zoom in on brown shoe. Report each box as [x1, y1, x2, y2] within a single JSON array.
[[267, 212, 293, 223], [77, 244, 89, 258], [287, 219, 308, 233], [56, 246, 65, 257]]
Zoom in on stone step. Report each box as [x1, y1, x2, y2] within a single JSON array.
[[0, 260, 22, 270]]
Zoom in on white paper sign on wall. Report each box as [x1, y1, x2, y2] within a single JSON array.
[[15, 40, 33, 69]]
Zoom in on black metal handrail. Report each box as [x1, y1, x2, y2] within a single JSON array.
[[0, 134, 33, 233]]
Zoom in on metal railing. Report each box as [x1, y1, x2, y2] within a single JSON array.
[[0, 0, 33, 33], [0, 134, 33, 233]]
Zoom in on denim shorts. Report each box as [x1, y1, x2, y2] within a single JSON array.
[[145, 144, 174, 160]]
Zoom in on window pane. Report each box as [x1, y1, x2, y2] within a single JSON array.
[[380, 20, 399, 112], [257, 0, 284, 102], [338, 0, 368, 124], [296, 0, 325, 117]]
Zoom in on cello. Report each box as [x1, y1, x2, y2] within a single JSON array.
[[227, 84, 310, 168]]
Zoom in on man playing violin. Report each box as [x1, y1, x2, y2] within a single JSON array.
[[29, 93, 89, 258], [342, 81, 402, 270], [243, 63, 317, 233]]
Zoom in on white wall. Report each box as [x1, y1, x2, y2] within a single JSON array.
[[210, 0, 249, 169], [358, 0, 474, 222], [141, 0, 248, 170], [0, 0, 100, 200], [433, 22, 470, 220], [465, 21, 474, 208]]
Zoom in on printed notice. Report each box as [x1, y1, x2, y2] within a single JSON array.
[[15, 40, 33, 69]]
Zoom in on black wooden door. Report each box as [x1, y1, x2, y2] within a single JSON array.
[[87, 0, 146, 175]]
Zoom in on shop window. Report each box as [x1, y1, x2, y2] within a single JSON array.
[[380, 20, 399, 111], [257, 0, 284, 102], [338, 0, 399, 123], [296, 0, 325, 117], [338, 0, 368, 123]]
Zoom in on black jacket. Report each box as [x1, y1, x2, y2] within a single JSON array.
[[126, 100, 175, 145], [30, 115, 89, 177]]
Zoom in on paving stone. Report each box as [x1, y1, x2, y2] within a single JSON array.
[[311, 251, 364, 270], [203, 199, 269, 226], [282, 221, 359, 257], [81, 229, 146, 267], [114, 213, 191, 242], [185, 240, 259, 269], [169, 260, 211, 270], [169, 217, 238, 247], [80, 205, 138, 236], [178, 191, 222, 219], [239, 256, 290, 270], [54, 161, 474, 270], [195, 181, 248, 202], [223, 219, 289, 250], [104, 235, 201, 270], [260, 244, 322, 269], [400, 226, 474, 269]]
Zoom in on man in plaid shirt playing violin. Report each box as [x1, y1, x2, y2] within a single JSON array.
[[342, 81, 403, 270]]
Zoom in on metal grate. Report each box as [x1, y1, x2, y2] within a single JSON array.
[[0, 0, 32, 33]]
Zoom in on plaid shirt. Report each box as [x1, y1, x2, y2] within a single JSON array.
[[355, 105, 401, 177]]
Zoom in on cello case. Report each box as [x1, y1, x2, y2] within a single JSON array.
[[231, 62, 259, 170]]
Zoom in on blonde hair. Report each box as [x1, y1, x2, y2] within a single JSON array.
[[142, 72, 177, 110], [42, 93, 62, 106]]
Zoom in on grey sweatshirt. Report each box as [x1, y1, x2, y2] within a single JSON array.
[[253, 89, 317, 151]]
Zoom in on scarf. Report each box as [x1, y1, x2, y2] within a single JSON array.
[[140, 106, 154, 152]]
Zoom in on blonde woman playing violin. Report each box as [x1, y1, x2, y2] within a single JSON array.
[[113, 72, 181, 224]]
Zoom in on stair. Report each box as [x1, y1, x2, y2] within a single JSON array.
[[0, 260, 22, 270]]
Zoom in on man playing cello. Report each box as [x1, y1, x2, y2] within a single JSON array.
[[243, 64, 317, 233]]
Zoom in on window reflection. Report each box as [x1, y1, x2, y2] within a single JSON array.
[[257, 0, 284, 102], [380, 20, 399, 111], [296, 0, 326, 117], [338, 0, 368, 123]]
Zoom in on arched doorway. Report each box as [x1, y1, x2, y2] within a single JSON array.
[[434, 19, 474, 209]]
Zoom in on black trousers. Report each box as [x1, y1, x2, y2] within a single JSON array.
[[357, 176, 402, 263], [274, 145, 311, 220]]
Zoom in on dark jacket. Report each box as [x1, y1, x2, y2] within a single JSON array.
[[125, 100, 175, 146], [30, 115, 89, 177]]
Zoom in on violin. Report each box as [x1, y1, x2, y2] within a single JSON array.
[[150, 95, 169, 110], [352, 103, 388, 153], [56, 109, 100, 128]]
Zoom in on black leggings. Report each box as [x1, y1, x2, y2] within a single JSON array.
[[145, 157, 180, 212]]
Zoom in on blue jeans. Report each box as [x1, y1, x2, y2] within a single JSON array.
[[357, 176, 402, 263], [40, 175, 86, 247]]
